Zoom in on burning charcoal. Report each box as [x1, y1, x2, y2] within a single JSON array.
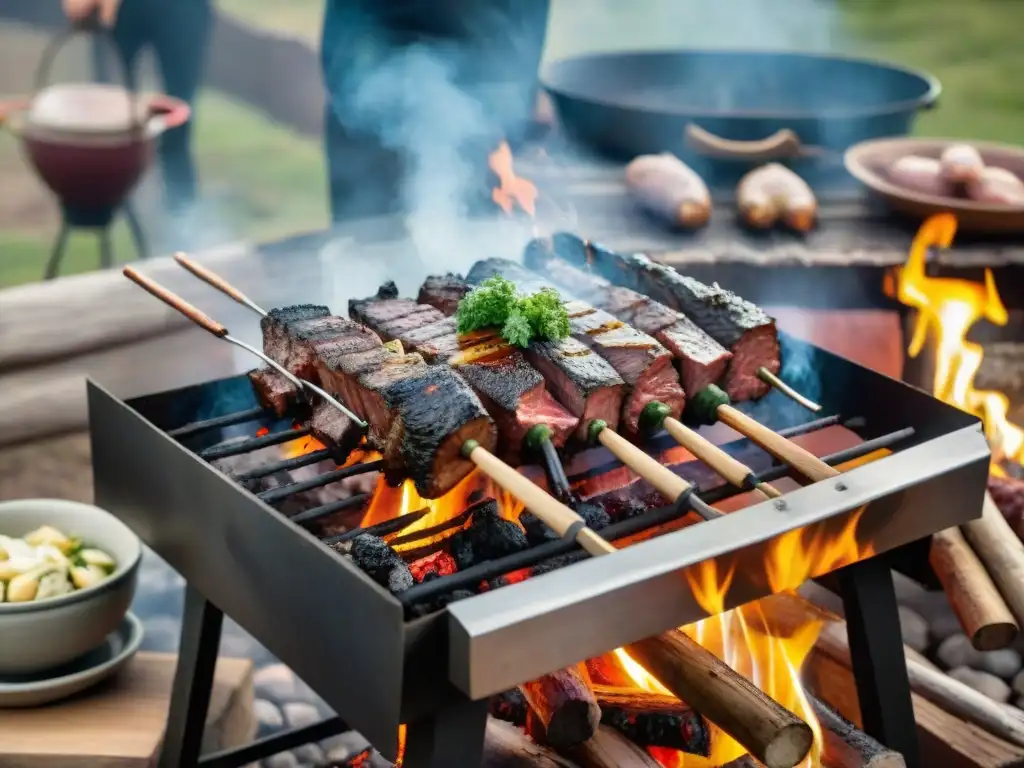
[[599, 692, 711, 754], [989, 475, 1024, 532], [446, 500, 528, 570], [532, 552, 587, 577], [349, 535, 414, 594], [406, 588, 475, 619], [409, 551, 458, 584], [490, 688, 530, 725], [520, 502, 611, 547], [591, 491, 655, 522]]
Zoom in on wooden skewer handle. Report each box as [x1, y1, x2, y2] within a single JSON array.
[[122, 266, 227, 337], [173, 252, 255, 307], [598, 427, 692, 502], [468, 445, 615, 556], [627, 631, 814, 768], [663, 417, 779, 497], [717, 404, 839, 482]]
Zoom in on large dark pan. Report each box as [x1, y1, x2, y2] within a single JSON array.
[[542, 50, 940, 187]]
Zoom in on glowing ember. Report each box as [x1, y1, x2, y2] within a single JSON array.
[[489, 140, 538, 217], [360, 469, 525, 551], [887, 213, 1019, 470], [611, 451, 885, 767]]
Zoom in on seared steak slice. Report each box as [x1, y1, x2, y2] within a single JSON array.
[[286, 316, 367, 383], [353, 289, 578, 461], [248, 367, 297, 417], [309, 399, 362, 456], [569, 308, 684, 433], [357, 354, 432, 448], [526, 249, 734, 400], [261, 304, 330, 364], [376, 307, 446, 341], [525, 337, 625, 439], [349, 282, 421, 327], [380, 366, 497, 498], [399, 317, 457, 348], [418, 273, 470, 316]]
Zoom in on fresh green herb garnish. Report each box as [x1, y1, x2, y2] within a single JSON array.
[[456, 276, 570, 348]]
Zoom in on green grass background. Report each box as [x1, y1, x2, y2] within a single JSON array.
[[1, 0, 1020, 288]]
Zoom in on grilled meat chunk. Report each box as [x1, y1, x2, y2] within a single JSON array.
[[525, 337, 625, 439], [308, 398, 362, 456], [349, 281, 421, 327], [531, 254, 732, 399], [376, 306, 447, 341], [418, 273, 470, 316], [286, 315, 371, 383], [380, 366, 497, 498], [463, 261, 681, 434], [352, 288, 578, 461], [261, 304, 330, 364], [530, 236, 775, 401], [247, 366, 298, 417]]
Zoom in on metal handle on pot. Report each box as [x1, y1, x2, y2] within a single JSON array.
[[33, 16, 143, 134], [685, 124, 828, 162]]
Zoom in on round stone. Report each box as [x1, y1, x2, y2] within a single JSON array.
[[283, 701, 320, 730], [936, 634, 983, 670], [978, 648, 1022, 680], [261, 751, 301, 768], [254, 664, 298, 702], [254, 698, 285, 737], [898, 606, 929, 653]]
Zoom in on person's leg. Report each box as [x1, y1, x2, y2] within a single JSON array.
[[102, 0, 146, 89], [149, 0, 212, 214]]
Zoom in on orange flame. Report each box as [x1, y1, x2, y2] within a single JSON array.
[[489, 140, 538, 217], [887, 213, 1016, 469], [613, 450, 885, 767], [360, 468, 526, 551]]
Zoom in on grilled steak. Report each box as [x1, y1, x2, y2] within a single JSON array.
[[523, 337, 625, 439], [261, 304, 330, 364], [464, 260, 681, 434], [352, 287, 578, 461], [309, 398, 362, 456], [380, 366, 497, 498], [247, 367, 297, 417], [529, 236, 774, 401], [349, 281, 420, 327], [528, 252, 732, 399], [418, 273, 470, 316], [286, 315, 372, 383]]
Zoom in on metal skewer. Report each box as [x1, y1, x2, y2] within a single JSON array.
[[122, 267, 366, 428], [691, 384, 838, 484], [173, 252, 269, 317], [757, 367, 822, 413], [640, 402, 782, 499], [459, 438, 813, 768]]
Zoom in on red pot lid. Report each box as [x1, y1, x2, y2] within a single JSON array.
[[28, 84, 150, 135]]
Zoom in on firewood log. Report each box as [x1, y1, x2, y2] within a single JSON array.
[[930, 526, 1018, 650], [482, 719, 579, 767], [591, 684, 711, 754], [811, 694, 906, 768], [961, 493, 1024, 630], [519, 665, 601, 748], [564, 726, 662, 768]]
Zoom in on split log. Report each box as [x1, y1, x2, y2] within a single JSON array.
[[591, 684, 712, 754], [627, 631, 813, 768], [564, 726, 662, 768], [961, 493, 1024, 629], [811, 694, 906, 768], [930, 526, 1019, 650], [806, 647, 1024, 768], [482, 719, 578, 767], [518, 666, 601, 748]]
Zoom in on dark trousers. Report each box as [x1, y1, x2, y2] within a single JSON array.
[[95, 0, 212, 213]]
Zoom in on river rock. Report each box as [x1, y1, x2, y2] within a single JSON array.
[[255, 698, 285, 737], [898, 606, 929, 652], [262, 751, 301, 768], [255, 663, 299, 702], [1011, 670, 1024, 698], [284, 701, 320, 729], [978, 648, 1023, 680], [937, 633, 984, 670], [948, 666, 1012, 703]]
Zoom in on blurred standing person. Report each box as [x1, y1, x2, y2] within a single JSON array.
[[62, 0, 212, 219]]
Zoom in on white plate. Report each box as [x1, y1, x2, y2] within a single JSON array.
[[0, 612, 143, 708]]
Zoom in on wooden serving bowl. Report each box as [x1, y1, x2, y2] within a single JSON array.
[[845, 137, 1024, 233]]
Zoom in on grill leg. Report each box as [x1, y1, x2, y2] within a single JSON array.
[[158, 584, 224, 768], [44, 221, 70, 280], [402, 698, 489, 768], [838, 555, 921, 768]]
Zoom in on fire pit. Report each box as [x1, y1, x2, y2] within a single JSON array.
[[88, 240, 989, 767]]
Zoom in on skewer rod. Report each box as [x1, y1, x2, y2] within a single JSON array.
[[757, 367, 822, 413], [594, 424, 693, 501], [717, 403, 839, 483], [462, 441, 813, 768], [174, 252, 268, 317]]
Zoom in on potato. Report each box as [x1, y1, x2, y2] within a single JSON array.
[[626, 153, 712, 229], [7, 571, 41, 602], [70, 564, 108, 590], [939, 144, 985, 186], [36, 570, 74, 600], [736, 163, 817, 231], [23, 525, 73, 553], [887, 155, 950, 197], [79, 548, 116, 572], [966, 166, 1024, 206]]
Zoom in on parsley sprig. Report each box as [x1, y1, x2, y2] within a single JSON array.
[[456, 276, 570, 348]]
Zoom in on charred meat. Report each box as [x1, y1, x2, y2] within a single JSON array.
[[248, 366, 298, 418], [308, 398, 362, 456], [526, 252, 733, 400], [260, 304, 330, 365], [418, 273, 470, 316], [350, 285, 578, 461]]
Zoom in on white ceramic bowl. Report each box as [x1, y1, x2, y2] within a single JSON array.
[[0, 499, 141, 675]]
